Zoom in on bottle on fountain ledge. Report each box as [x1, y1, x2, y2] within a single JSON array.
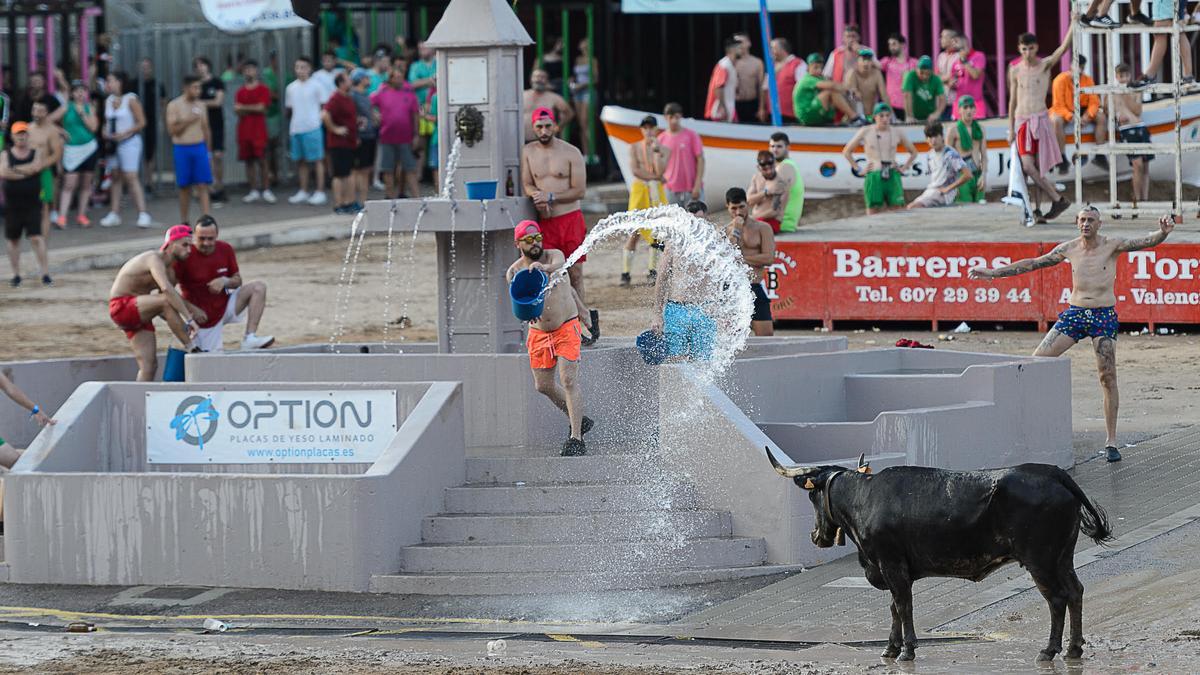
[[505, 169, 515, 197]]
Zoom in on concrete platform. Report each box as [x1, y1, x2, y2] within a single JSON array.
[[777, 203, 1200, 243]]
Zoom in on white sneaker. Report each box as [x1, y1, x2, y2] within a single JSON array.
[[136, 212, 153, 228], [371, 179, 386, 191], [242, 190, 262, 204], [241, 333, 276, 350], [261, 189, 277, 204], [288, 190, 311, 204], [307, 191, 328, 206], [99, 212, 121, 227]]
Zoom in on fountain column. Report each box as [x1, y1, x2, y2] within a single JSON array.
[[363, 0, 536, 353]]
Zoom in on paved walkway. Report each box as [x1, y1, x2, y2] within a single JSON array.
[[671, 426, 1200, 642]]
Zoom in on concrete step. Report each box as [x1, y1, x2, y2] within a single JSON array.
[[442, 482, 694, 514], [421, 510, 731, 544], [400, 536, 765, 574], [466, 453, 651, 485], [370, 563, 801, 595]]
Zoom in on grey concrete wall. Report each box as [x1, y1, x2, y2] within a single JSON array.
[[4, 382, 465, 591]]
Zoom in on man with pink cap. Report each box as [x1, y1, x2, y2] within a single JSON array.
[[521, 105, 598, 344], [507, 220, 595, 456], [108, 224, 201, 381]]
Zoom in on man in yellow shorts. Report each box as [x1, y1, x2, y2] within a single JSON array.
[[621, 115, 668, 286], [841, 103, 917, 215]]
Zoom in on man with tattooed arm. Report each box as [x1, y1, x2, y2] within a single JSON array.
[[969, 206, 1174, 463]]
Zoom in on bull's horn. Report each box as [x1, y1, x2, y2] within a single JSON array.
[[766, 446, 818, 478]]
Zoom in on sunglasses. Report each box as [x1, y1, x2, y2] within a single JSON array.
[[518, 234, 544, 244]]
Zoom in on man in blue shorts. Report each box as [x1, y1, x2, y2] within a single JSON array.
[[970, 207, 1175, 462], [650, 200, 718, 361], [166, 75, 213, 223]]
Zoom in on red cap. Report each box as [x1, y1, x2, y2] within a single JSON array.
[[514, 220, 541, 242], [161, 224, 192, 251], [531, 106, 556, 125]]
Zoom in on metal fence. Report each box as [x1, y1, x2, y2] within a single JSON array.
[[112, 23, 312, 188]]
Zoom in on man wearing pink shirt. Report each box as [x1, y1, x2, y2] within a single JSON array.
[[949, 33, 987, 119], [879, 34, 918, 122], [657, 102, 705, 206], [370, 64, 421, 199], [763, 38, 803, 124]]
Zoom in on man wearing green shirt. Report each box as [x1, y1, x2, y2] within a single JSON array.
[[793, 53, 864, 127], [408, 42, 437, 172], [768, 132, 804, 231], [902, 56, 947, 125]]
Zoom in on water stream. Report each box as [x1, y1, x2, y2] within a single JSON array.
[[329, 211, 368, 348]]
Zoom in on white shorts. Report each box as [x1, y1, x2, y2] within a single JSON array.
[[914, 186, 957, 208], [113, 135, 143, 173], [194, 287, 246, 352]]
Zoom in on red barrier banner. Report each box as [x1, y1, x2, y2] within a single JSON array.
[[766, 242, 1200, 328]]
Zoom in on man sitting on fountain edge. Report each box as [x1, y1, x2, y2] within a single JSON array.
[[506, 220, 595, 457], [521, 106, 599, 345]]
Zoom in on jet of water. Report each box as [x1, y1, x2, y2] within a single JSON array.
[[439, 136, 464, 200]]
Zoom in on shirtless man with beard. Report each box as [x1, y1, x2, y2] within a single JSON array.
[[522, 69, 573, 143], [724, 187, 776, 337], [522, 106, 598, 343], [970, 207, 1174, 463], [506, 221, 594, 457]]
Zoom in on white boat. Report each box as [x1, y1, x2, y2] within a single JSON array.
[[601, 100, 1200, 203]]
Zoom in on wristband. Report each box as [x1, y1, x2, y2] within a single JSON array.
[[29, 405, 39, 418], [548, 192, 555, 206]]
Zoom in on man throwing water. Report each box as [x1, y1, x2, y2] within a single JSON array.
[[507, 221, 595, 457], [969, 207, 1174, 462]]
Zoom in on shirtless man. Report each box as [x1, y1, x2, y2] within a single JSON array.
[[108, 225, 201, 382], [842, 103, 918, 215], [651, 201, 719, 362], [724, 187, 776, 336], [522, 69, 573, 143], [622, 115, 669, 286], [844, 48, 888, 119], [1008, 24, 1074, 222], [747, 150, 792, 233], [166, 76, 213, 224], [0, 369, 56, 470], [27, 101, 62, 234], [522, 107, 598, 343], [945, 94, 988, 203], [969, 207, 1174, 462], [1111, 63, 1152, 211], [506, 221, 594, 457]]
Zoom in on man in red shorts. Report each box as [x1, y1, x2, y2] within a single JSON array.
[[506, 221, 595, 456], [235, 60, 276, 204], [108, 224, 200, 381], [521, 106, 599, 344]]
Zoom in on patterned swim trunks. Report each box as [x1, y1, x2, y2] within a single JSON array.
[[1052, 306, 1119, 341]]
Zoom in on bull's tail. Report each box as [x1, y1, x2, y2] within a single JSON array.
[[1057, 471, 1115, 544]]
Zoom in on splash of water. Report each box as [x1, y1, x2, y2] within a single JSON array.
[[543, 205, 755, 379], [439, 136, 464, 199]]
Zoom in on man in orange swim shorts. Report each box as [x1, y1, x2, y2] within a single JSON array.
[[108, 224, 201, 381], [506, 220, 595, 456]]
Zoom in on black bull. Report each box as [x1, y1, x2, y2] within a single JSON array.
[[767, 450, 1114, 662]]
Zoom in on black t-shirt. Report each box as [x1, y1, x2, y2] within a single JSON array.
[[200, 77, 225, 131], [13, 91, 60, 123], [140, 78, 166, 127]]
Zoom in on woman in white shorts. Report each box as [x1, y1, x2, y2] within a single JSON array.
[[100, 71, 153, 228]]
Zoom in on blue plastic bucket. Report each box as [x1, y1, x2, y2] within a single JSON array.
[[636, 330, 669, 365], [465, 180, 498, 200], [509, 268, 548, 321], [163, 347, 187, 382]]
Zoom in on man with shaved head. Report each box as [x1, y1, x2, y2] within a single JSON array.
[[969, 207, 1175, 462]]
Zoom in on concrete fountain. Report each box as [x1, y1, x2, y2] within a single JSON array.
[[1, 0, 1072, 595]]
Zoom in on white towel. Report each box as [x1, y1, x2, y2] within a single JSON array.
[[1000, 143, 1035, 227]]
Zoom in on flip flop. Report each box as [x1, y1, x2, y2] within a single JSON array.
[[1105, 446, 1122, 463]]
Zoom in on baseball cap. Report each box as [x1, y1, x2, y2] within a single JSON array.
[[806, 52, 825, 65], [10, 121, 28, 134], [161, 224, 192, 251], [858, 47, 875, 58], [351, 68, 371, 84], [514, 220, 541, 242], [957, 94, 977, 108], [531, 106, 556, 125], [917, 55, 934, 70], [639, 115, 658, 128], [873, 102, 893, 116]]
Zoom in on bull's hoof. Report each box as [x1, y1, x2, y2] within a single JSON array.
[[881, 646, 901, 659], [1065, 646, 1084, 659], [1036, 650, 1057, 662]]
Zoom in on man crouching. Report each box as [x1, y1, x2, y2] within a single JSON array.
[[506, 220, 594, 456]]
